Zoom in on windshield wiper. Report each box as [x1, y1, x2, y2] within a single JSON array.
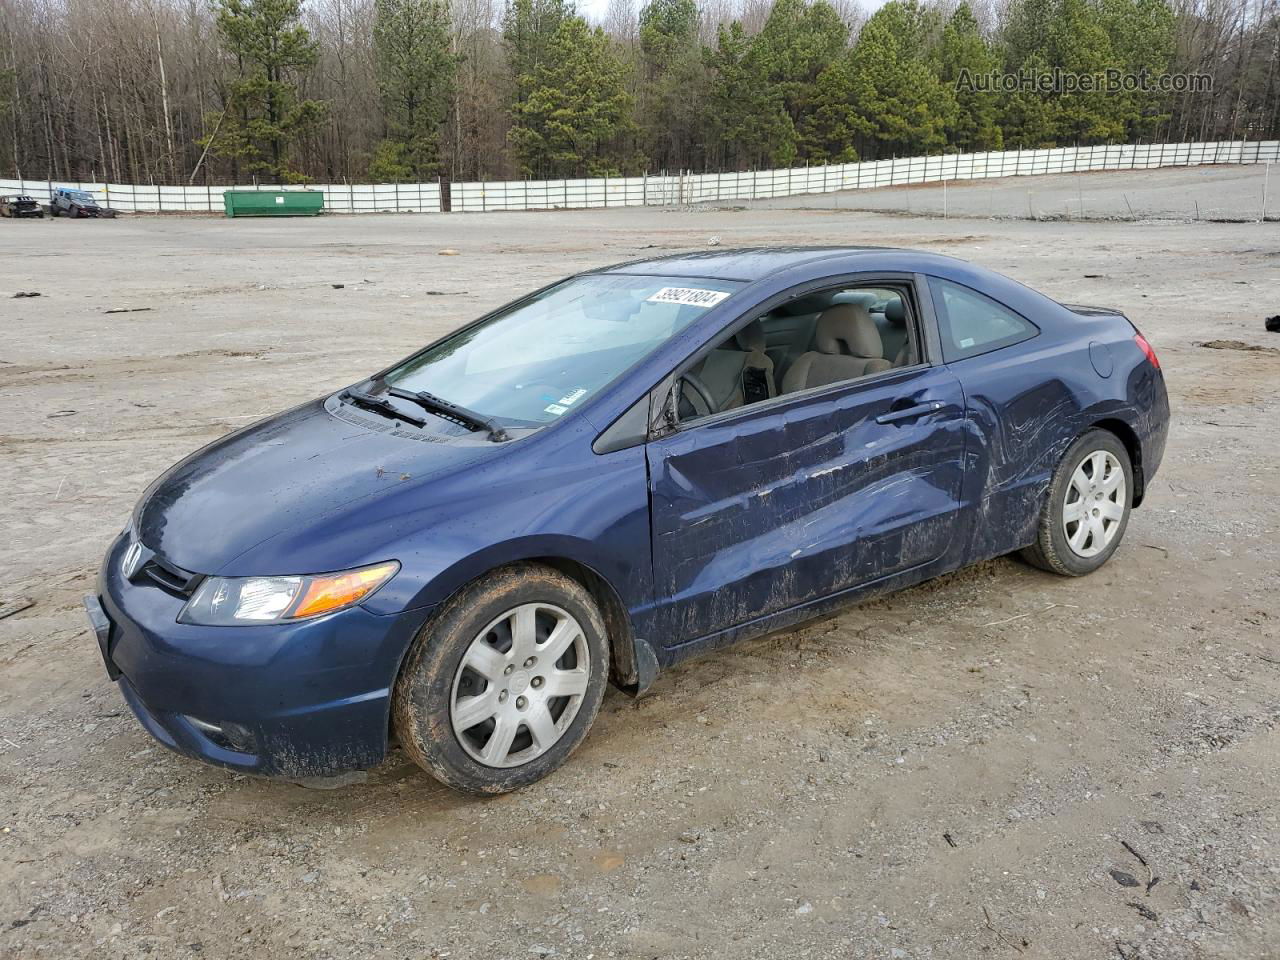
[[385, 386, 510, 442], [340, 389, 427, 428]]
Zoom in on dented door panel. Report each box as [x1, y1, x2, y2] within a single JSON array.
[[948, 342, 1084, 562], [646, 367, 967, 646]]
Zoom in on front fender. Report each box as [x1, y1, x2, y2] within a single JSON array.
[[379, 533, 644, 617]]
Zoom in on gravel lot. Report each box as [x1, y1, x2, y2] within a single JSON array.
[[757, 163, 1277, 221], [2, 166, 1278, 959]]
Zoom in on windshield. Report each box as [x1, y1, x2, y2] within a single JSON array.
[[379, 274, 741, 426], [69, 192, 95, 203]]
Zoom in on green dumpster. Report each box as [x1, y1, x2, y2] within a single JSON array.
[[223, 190, 324, 217]]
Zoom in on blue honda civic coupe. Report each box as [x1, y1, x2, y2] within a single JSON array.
[[86, 247, 1169, 793]]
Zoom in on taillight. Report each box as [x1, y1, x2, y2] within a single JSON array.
[[1134, 333, 1160, 370]]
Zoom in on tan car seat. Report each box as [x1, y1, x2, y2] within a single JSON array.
[[781, 303, 891, 393]]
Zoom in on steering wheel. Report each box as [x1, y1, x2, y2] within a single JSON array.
[[678, 372, 716, 420]]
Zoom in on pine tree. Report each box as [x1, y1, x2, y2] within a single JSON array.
[[639, 0, 698, 69], [938, 3, 1003, 151], [638, 0, 707, 170], [1000, 0, 1148, 147], [1049, 0, 1125, 143], [1002, 0, 1057, 69], [369, 0, 456, 181], [509, 16, 636, 177], [1099, 0, 1176, 139], [752, 0, 848, 130], [846, 1, 954, 159], [1000, 52, 1061, 147], [703, 21, 796, 169], [1000, 0, 1061, 147], [796, 53, 869, 162], [207, 0, 327, 182], [503, 0, 576, 109]]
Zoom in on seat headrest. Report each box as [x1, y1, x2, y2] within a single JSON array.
[[833, 290, 879, 309], [884, 297, 906, 325], [734, 319, 766, 353], [814, 303, 883, 358]]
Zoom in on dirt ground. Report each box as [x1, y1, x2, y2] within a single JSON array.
[[2, 167, 1279, 960], [757, 163, 1277, 221]]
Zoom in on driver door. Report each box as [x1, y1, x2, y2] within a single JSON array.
[[644, 279, 968, 649]]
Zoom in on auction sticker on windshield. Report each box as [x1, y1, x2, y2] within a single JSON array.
[[646, 287, 732, 308]]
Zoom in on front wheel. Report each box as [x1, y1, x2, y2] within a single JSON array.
[[392, 563, 610, 794], [1021, 428, 1133, 576]]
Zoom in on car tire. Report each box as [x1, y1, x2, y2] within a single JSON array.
[[1021, 428, 1133, 576], [392, 563, 610, 794]]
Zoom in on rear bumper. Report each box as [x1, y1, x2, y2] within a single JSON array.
[[1138, 368, 1170, 500], [90, 532, 433, 779]]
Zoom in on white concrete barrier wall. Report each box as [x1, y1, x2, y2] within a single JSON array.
[[4, 140, 1275, 215], [0, 180, 444, 214]]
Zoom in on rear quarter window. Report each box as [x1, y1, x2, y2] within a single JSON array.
[[929, 278, 1038, 362]]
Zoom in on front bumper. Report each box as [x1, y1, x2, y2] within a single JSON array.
[[89, 533, 433, 779]]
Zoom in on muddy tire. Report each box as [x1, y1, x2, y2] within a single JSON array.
[[392, 563, 609, 794], [1021, 428, 1133, 576]]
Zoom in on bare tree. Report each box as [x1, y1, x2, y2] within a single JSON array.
[[0, 0, 1276, 183]]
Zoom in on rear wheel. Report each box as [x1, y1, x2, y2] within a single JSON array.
[[392, 563, 609, 794], [1021, 428, 1132, 576]]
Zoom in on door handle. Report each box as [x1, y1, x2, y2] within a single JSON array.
[[875, 401, 945, 425]]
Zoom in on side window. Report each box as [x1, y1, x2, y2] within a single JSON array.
[[929, 278, 1038, 361], [677, 282, 919, 423]]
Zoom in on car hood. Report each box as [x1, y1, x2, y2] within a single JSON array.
[[135, 397, 502, 574]]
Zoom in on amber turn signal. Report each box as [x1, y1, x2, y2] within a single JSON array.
[[288, 561, 400, 619]]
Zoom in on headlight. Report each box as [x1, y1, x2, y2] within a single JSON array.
[[178, 561, 399, 626]]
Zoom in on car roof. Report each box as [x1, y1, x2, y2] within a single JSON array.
[[600, 246, 914, 282]]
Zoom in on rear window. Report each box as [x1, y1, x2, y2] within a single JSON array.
[[929, 278, 1038, 361]]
